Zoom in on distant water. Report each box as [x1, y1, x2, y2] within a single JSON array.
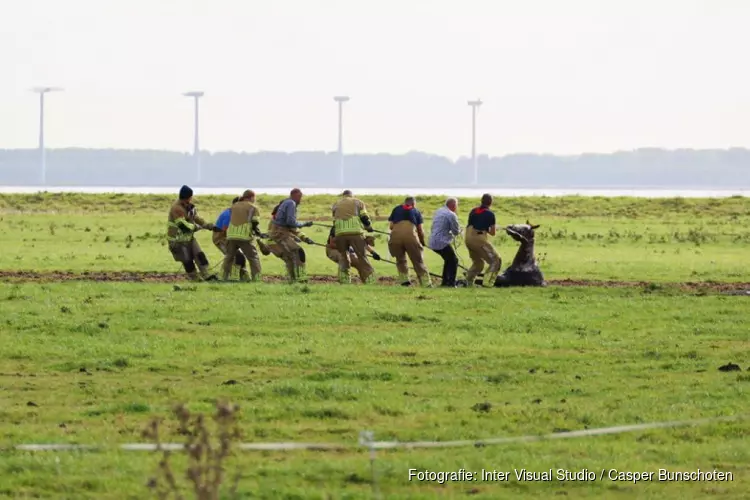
[[0, 186, 748, 198]]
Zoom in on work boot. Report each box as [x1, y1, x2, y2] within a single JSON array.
[[398, 273, 410, 286], [239, 268, 251, 282], [442, 272, 457, 287], [199, 266, 218, 282]]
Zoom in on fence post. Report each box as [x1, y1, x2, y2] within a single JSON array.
[[359, 430, 380, 500]]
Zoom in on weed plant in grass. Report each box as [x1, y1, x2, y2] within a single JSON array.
[[0, 282, 748, 499], [1, 194, 749, 282]]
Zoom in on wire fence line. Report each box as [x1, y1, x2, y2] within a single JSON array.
[[10, 413, 746, 453]]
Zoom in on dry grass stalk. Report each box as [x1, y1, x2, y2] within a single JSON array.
[[143, 400, 243, 500]]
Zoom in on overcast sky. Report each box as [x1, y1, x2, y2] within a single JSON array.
[[2, 0, 749, 159]]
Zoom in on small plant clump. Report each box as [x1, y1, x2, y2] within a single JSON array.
[[143, 400, 243, 500]]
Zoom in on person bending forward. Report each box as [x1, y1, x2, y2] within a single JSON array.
[[269, 188, 314, 283], [388, 196, 431, 287], [428, 197, 462, 287], [331, 190, 376, 284], [464, 193, 502, 287], [222, 189, 263, 282]]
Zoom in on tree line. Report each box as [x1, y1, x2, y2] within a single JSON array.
[[0, 147, 746, 188]]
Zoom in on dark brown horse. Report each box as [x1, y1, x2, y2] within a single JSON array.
[[456, 221, 547, 287], [493, 221, 547, 287]]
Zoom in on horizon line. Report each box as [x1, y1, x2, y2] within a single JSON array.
[[1, 146, 749, 160]]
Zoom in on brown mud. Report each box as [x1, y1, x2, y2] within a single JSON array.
[[1, 270, 750, 294]]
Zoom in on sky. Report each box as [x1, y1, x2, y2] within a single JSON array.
[[2, 0, 750, 159]]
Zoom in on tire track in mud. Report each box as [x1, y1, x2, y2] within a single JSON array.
[[1, 270, 749, 294]]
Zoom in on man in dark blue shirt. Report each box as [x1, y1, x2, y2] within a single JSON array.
[[464, 193, 502, 287], [388, 196, 432, 287]]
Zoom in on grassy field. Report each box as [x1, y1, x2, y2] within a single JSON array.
[[0, 193, 749, 499], [0, 192, 749, 282]]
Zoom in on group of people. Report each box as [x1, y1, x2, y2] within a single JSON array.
[[166, 185, 503, 287]]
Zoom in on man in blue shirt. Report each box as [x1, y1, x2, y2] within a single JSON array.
[[269, 188, 315, 283], [428, 197, 462, 287], [464, 193, 501, 287], [388, 196, 431, 287]]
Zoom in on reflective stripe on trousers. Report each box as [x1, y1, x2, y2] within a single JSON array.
[[227, 222, 252, 241], [334, 217, 362, 235]]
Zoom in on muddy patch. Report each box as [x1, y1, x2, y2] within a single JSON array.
[[1, 270, 749, 294]]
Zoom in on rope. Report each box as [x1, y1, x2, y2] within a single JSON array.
[[378, 256, 443, 281], [10, 413, 746, 453], [312, 222, 389, 237]]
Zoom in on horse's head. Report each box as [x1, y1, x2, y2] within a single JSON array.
[[505, 220, 540, 243]]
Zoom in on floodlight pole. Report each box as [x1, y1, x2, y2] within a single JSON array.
[[183, 91, 204, 184], [468, 99, 483, 185], [334, 96, 350, 186], [31, 87, 63, 185]]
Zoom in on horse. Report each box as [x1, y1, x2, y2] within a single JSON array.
[[493, 221, 547, 287], [455, 221, 547, 288]]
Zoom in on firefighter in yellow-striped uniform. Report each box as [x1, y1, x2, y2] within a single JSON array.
[[222, 189, 263, 282], [331, 189, 376, 284], [325, 226, 381, 282], [213, 197, 250, 280], [166, 185, 219, 281]]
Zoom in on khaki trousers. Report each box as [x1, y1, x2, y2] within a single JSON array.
[[388, 233, 431, 286]]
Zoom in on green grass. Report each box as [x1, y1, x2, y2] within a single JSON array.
[[0, 194, 749, 499], [1, 193, 749, 282], [1, 283, 748, 498]]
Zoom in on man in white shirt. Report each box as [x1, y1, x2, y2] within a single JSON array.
[[428, 197, 462, 287]]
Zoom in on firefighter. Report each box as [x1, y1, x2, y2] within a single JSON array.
[[325, 226, 381, 282], [268, 188, 314, 283], [213, 197, 250, 280], [387, 196, 431, 287], [166, 185, 219, 281], [464, 193, 501, 287], [222, 189, 263, 282], [331, 189, 376, 284]]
